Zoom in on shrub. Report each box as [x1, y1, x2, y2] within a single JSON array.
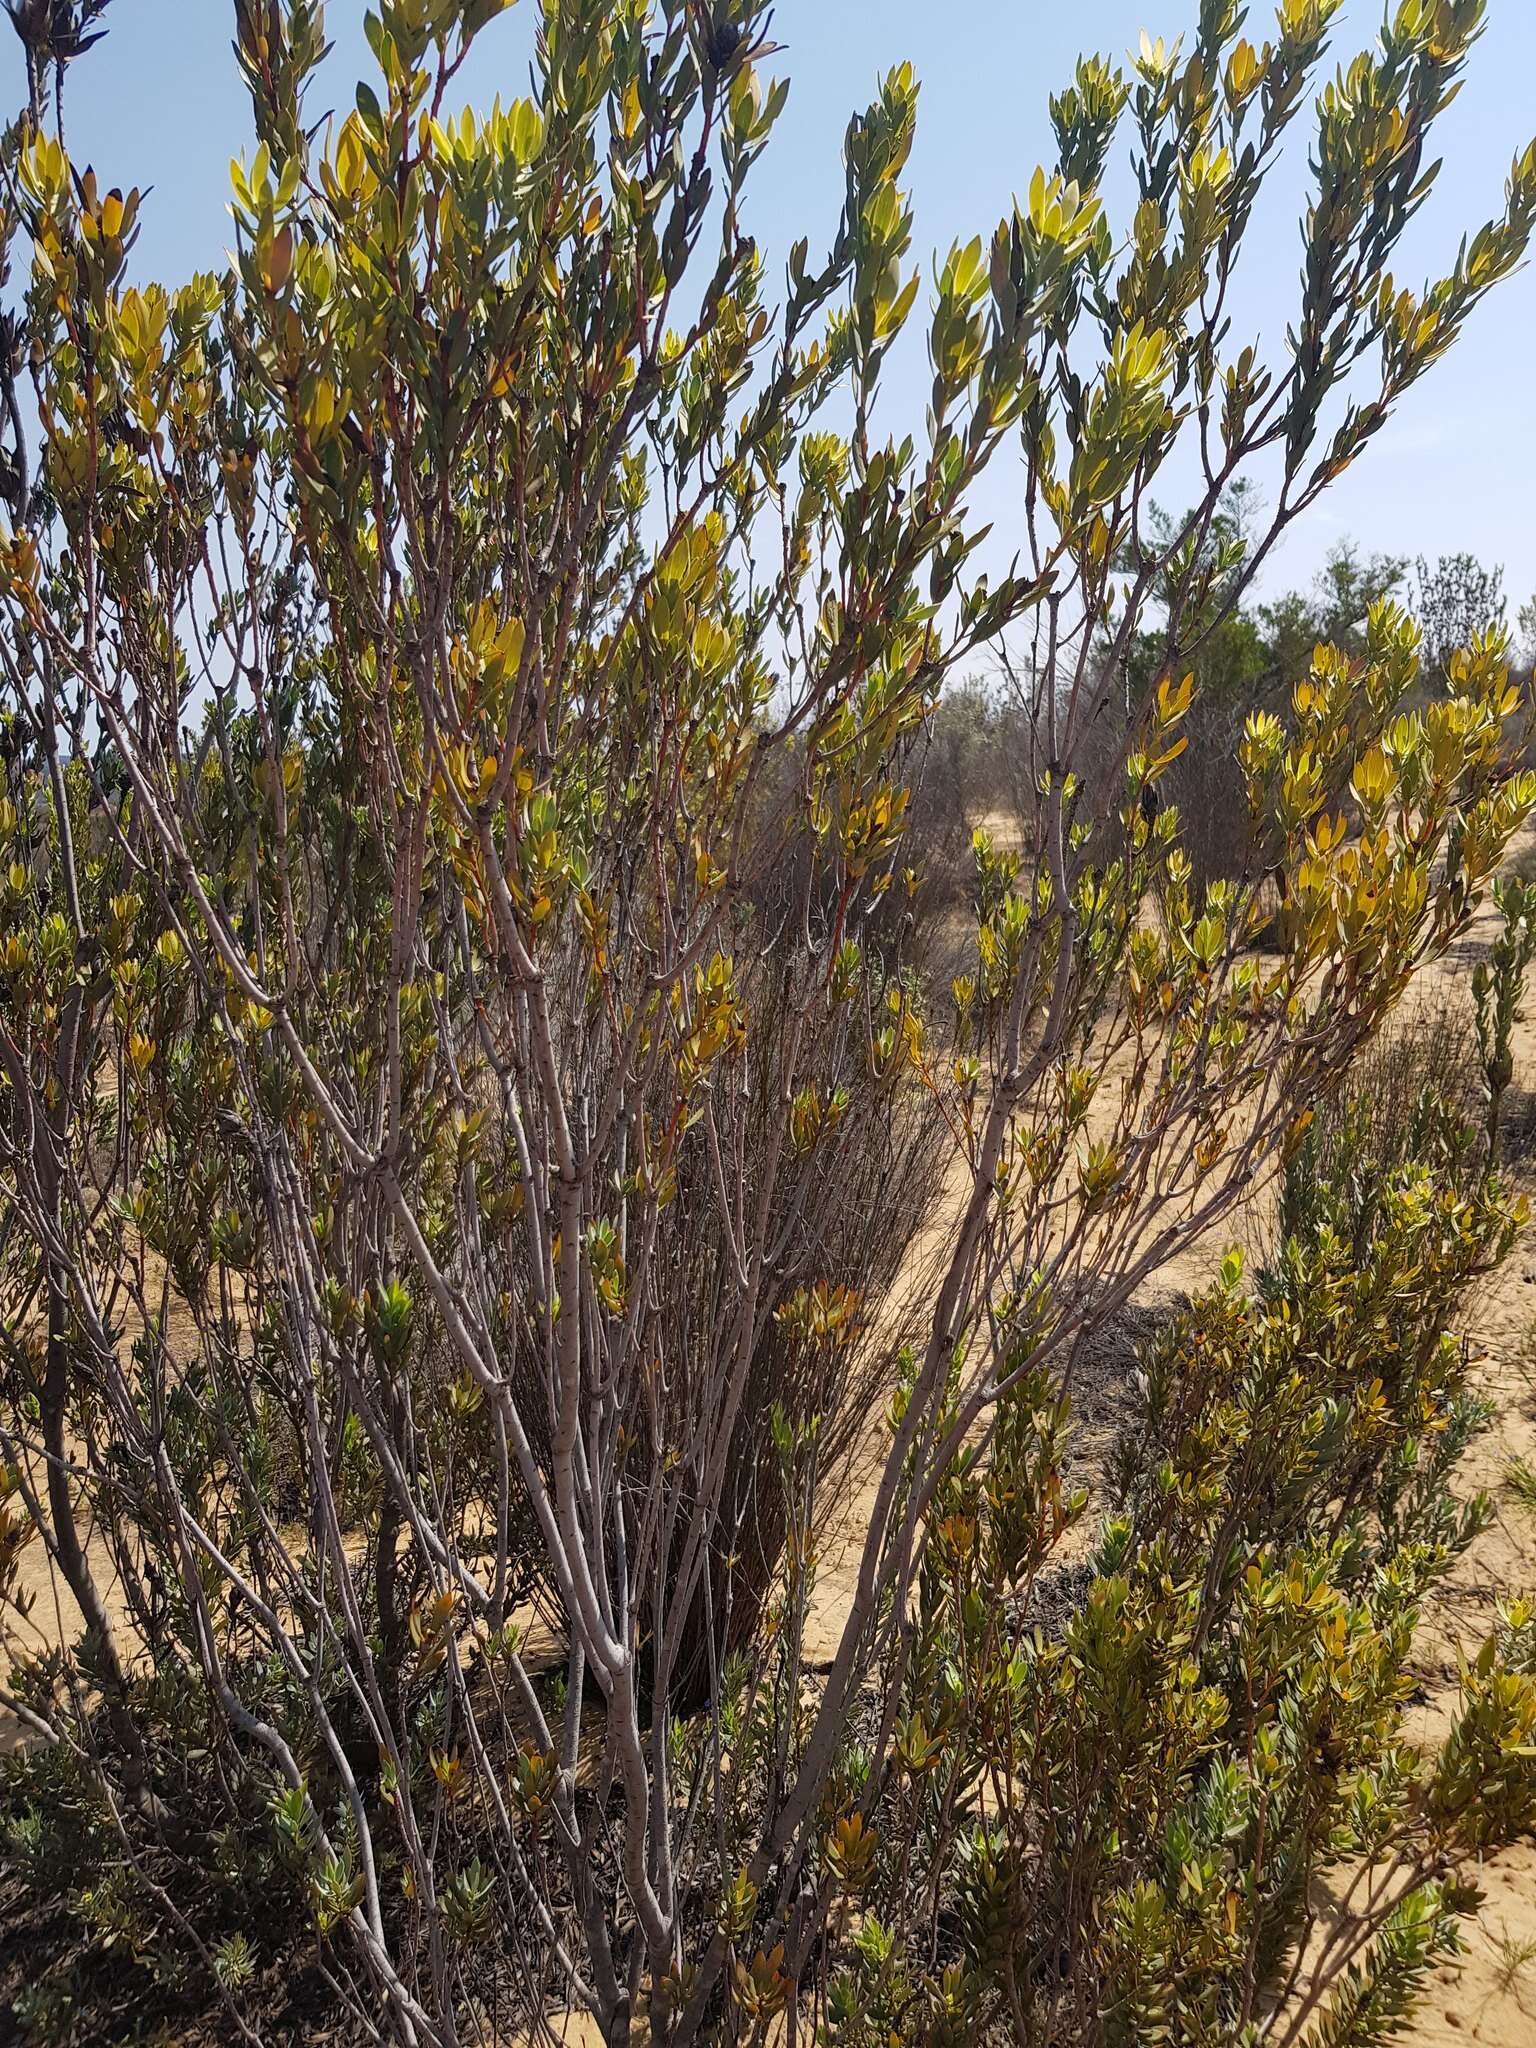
[[2, 3, 1536, 2044], [792, 1094, 1531, 2047], [1275, 990, 1483, 1255]]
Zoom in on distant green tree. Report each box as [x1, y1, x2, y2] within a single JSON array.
[[1261, 537, 1409, 670], [1100, 522, 1411, 887], [1416, 550, 1508, 684], [1123, 491, 1407, 708]]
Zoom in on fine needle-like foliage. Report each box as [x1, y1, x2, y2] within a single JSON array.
[[2, 2, 1536, 2043]]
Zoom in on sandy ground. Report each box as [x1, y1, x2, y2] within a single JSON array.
[[6, 847, 1536, 2040]]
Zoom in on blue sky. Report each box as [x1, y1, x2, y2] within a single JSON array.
[[10, 1, 1535, 614]]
